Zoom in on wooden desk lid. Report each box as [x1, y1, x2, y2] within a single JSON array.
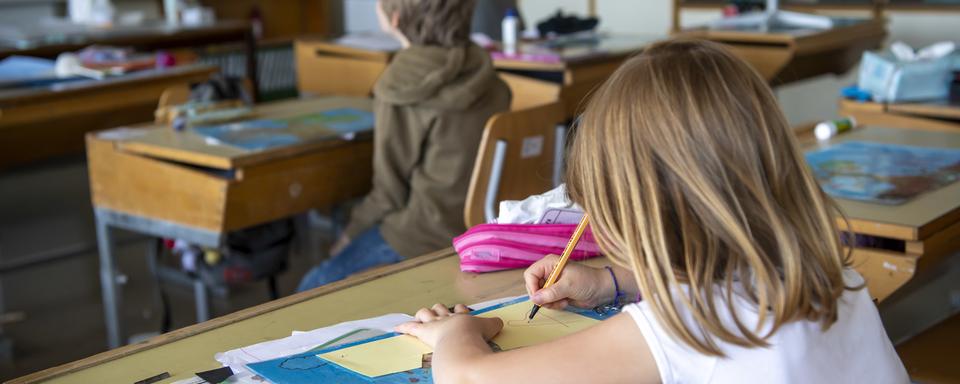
[[108, 97, 373, 170], [888, 100, 960, 121], [808, 126, 960, 240], [491, 34, 658, 71], [678, 17, 885, 48], [0, 64, 218, 108]]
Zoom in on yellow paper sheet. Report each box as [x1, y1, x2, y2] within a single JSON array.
[[318, 300, 598, 377], [478, 300, 600, 350], [318, 334, 432, 377]]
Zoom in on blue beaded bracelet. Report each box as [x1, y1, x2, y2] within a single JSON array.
[[604, 266, 624, 307]]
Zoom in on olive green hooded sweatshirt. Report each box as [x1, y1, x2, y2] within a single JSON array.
[[343, 43, 511, 258]]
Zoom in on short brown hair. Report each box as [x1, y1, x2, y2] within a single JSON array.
[[380, 0, 476, 47]]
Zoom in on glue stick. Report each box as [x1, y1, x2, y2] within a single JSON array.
[[814, 117, 856, 141]]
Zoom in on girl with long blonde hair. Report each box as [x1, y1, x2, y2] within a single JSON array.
[[396, 39, 907, 383]]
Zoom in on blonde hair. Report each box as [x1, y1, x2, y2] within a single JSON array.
[[379, 0, 476, 47], [566, 39, 855, 356]]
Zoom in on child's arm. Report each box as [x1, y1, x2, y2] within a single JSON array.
[[342, 105, 423, 237], [396, 305, 659, 384]]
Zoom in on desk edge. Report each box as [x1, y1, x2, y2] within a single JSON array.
[[7, 248, 456, 384]]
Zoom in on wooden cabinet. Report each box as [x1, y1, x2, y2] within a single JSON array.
[[200, 0, 333, 41]]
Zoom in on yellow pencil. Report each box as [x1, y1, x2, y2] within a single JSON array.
[[528, 214, 590, 321]]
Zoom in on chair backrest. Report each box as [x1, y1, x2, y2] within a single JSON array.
[[498, 72, 562, 111], [464, 101, 567, 228], [154, 78, 254, 124]]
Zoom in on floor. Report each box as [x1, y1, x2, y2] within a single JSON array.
[[0, 158, 328, 381]]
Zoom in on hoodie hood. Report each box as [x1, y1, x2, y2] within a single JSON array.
[[374, 43, 499, 110]]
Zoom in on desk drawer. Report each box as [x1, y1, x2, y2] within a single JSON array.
[[88, 135, 373, 233]]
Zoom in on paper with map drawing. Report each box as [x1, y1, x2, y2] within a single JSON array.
[[478, 300, 601, 351], [318, 334, 431, 378], [805, 141, 960, 205], [314, 299, 601, 378]]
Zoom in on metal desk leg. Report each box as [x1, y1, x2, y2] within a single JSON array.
[[193, 278, 210, 323], [95, 211, 123, 349]]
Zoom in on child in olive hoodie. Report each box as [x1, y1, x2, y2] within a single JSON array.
[[299, 0, 511, 291]]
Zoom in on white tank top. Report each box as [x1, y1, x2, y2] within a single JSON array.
[[622, 269, 909, 383]]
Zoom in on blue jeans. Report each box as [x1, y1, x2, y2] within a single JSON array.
[[297, 226, 403, 292]]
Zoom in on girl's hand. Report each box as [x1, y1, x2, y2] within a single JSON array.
[[395, 304, 503, 349], [524, 255, 613, 310]]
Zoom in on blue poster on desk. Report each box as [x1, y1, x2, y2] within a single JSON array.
[[191, 108, 375, 151], [247, 297, 611, 384], [805, 141, 960, 205], [247, 333, 433, 384], [302, 108, 377, 135]]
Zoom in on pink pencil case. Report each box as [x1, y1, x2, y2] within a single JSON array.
[[453, 223, 602, 273]]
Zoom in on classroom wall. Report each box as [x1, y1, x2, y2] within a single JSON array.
[[518, 1, 960, 125]]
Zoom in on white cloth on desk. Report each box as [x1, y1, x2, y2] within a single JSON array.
[[496, 184, 583, 224]]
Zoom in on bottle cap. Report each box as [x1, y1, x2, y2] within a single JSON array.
[[814, 122, 835, 141]]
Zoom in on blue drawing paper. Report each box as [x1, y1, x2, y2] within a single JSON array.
[[304, 108, 376, 134], [805, 141, 960, 205], [247, 297, 611, 384], [192, 119, 297, 151]]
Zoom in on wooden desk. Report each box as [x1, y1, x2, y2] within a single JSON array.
[[678, 19, 886, 86], [0, 21, 258, 97], [9, 249, 606, 383], [896, 312, 960, 383], [87, 97, 375, 349], [840, 98, 960, 132], [293, 35, 657, 117], [803, 126, 960, 301], [0, 65, 217, 170], [493, 35, 658, 117]]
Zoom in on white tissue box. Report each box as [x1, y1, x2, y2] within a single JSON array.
[[858, 51, 956, 103]]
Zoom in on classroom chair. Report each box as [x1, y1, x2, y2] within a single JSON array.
[[154, 78, 255, 124], [464, 101, 567, 228], [498, 72, 563, 111]]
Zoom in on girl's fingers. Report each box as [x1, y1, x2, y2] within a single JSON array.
[[453, 304, 470, 314], [478, 316, 504, 340], [524, 273, 544, 297], [395, 321, 420, 336], [432, 303, 451, 316], [415, 307, 438, 322], [531, 283, 565, 305], [542, 299, 570, 310], [523, 256, 559, 296]]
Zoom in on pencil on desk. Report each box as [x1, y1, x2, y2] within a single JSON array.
[[528, 214, 590, 321]]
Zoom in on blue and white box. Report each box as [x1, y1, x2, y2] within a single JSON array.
[[858, 51, 956, 103]]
